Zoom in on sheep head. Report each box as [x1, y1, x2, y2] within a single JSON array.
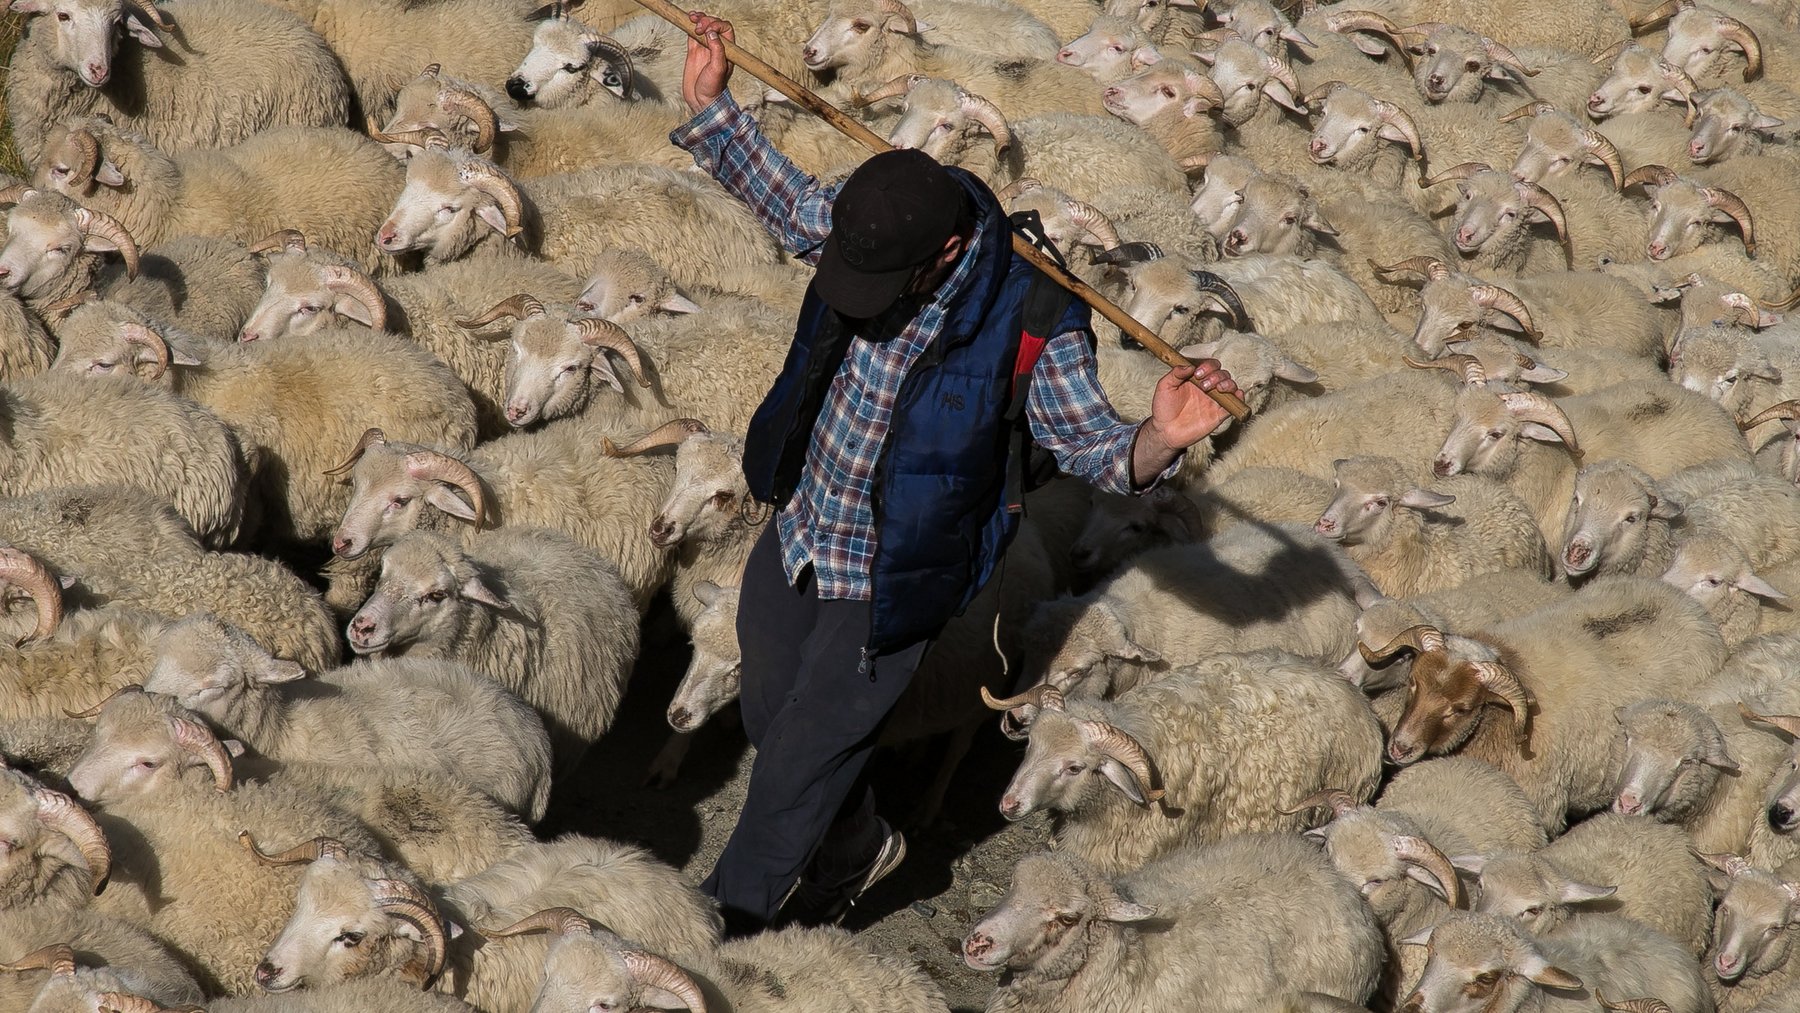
[[1670, 326, 1780, 422], [0, 544, 65, 648], [1433, 387, 1579, 480], [1023, 597, 1162, 699], [504, 910, 708, 1013], [1313, 455, 1455, 547], [1401, 22, 1538, 105], [1057, 15, 1153, 83], [0, 187, 139, 302], [1734, 704, 1800, 836], [142, 614, 305, 741], [238, 240, 388, 342], [1192, 36, 1304, 127], [1190, 154, 1260, 239], [66, 687, 236, 804], [1507, 105, 1624, 188], [574, 247, 700, 324], [1661, 532, 1785, 636], [1398, 914, 1584, 1013], [1388, 259, 1542, 354], [11, 0, 170, 89], [507, 16, 633, 107], [999, 697, 1165, 820], [1559, 460, 1681, 580], [480, 294, 649, 428], [1384, 624, 1533, 764], [883, 78, 1012, 163], [1587, 43, 1696, 119], [32, 118, 135, 202], [1304, 83, 1423, 171], [1215, 0, 1313, 58], [1630, 165, 1755, 262], [1703, 853, 1800, 984], [0, 767, 112, 905], [1663, 5, 1762, 83], [1101, 59, 1224, 127], [1221, 173, 1334, 257], [346, 530, 508, 657], [327, 431, 487, 559], [1313, 805, 1464, 920], [1466, 850, 1618, 936], [50, 300, 201, 387], [1433, 164, 1570, 269], [619, 419, 749, 550], [1610, 698, 1736, 820], [380, 70, 517, 160], [376, 147, 532, 264], [666, 581, 741, 733], [1687, 88, 1783, 164], [962, 851, 1155, 975], [804, 0, 923, 75]]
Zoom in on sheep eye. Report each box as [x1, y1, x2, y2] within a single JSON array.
[[1281, 214, 1297, 225], [139, 759, 158, 769], [1502, 210, 1517, 220], [1624, 513, 1640, 524], [1520, 906, 1542, 918], [1636, 84, 1652, 94], [1159, 86, 1174, 98], [335, 931, 365, 947], [1062, 761, 1086, 775], [1108, 43, 1124, 52], [1353, 126, 1368, 135], [56, 10, 69, 19], [710, 491, 735, 508], [1704, 577, 1723, 587], [421, 589, 449, 604], [851, 19, 870, 31], [1370, 497, 1389, 509], [1486, 429, 1505, 440], [628, 293, 645, 304], [391, 496, 412, 508], [298, 304, 319, 315], [1054, 912, 1080, 927], [1464, 59, 1481, 71], [563, 62, 583, 73]]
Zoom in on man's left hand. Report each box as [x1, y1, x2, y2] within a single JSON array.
[[1145, 359, 1238, 450]]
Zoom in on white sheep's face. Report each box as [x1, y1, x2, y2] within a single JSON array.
[[575, 252, 695, 323], [668, 583, 741, 733], [375, 151, 503, 263], [1663, 9, 1750, 83], [1027, 600, 1160, 699], [1202, 39, 1298, 127], [1643, 180, 1734, 261], [803, 0, 906, 73], [1559, 466, 1666, 579], [1307, 88, 1386, 167], [1222, 175, 1323, 257], [10, 0, 161, 88], [66, 702, 202, 804], [1401, 916, 1580, 1013], [1763, 746, 1800, 835], [1406, 25, 1494, 105], [1509, 116, 1586, 185], [1315, 458, 1436, 547], [1433, 388, 1557, 480], [143, 614, 303, 721], [998, 711, 1143, 820], [1661, 535, 1780, 621], [1672, 326, 1773, 420], [1190, 157, 1256, 237], [508, 18, 627, 108], [331, 447, 471, 560], [528, 932, 673, 1013], [1448, 173, 1532, 258], [238, 254, 364, 343], [652, 435, 747, 549], [0, 771, 86, 904], [1101, 64, 1197, 125], [885, 81, 974, 162], [1610, 701, 1727, 819], [1471, 854, 1613, 936], [258, 860, 417, 993], [1411, 279, 1487, 355], [962, 853, 1153, 975], [1688, 90, 1779, 164], [49, 315, 181, 384], [347, 536, 502, 656], [0, 194, 93, 300], [1320, 814, 1428, 921], [1117, 260, 1215, 343], [1102, 0, 1168, 33], [1057, 19, 1137, 80], [1588, 47, 1677, 118], [1710, 870, 1800, 983], [501, 316, 619, 429]]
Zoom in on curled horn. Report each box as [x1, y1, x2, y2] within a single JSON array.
[[1370, 256, 1451, 282], [1090, 241, 1164, 266], [1738, 702, 1800, 739], [238, 831, 350, 866], [0, 183, 31, 207], [993, 176, 1040, 204], [322, 427, 386, 477], [1404, 353, 1488, 385], [1482, 37, 1539, 77], [371, 878, 448, 988], [1498, 390, 1580, 454], [419, 63, 441, 78], [487, 906, 594, 937], [1299, 79, 1347, 109], [1276, 787, 1361, 817], [457, 161, 526, 240], [980, 683, 1065, 712], [1419, 161, 1491, 189], [1392, 834, 1464, 908], [1595, 995, 1674, 1013], [1325, 10, 1405, 35], [1702, 186, 1756, 255], [172, 716, 233, 792], [1740, 400, 1800, 430], [858, 73, 925, 106], [584, 34, 634, 90], [403, 451, 487, 530], [1757, 283, 1800, 311], [1622, 163, 1679, 190], [435, 84, 499, 153], [1359, 623, 1446, 663], [1263, 52, 1300, 95], [1713, 15, 1761, 81], [0, 943, 76, 975], [0, 547, 62, 646], [873, 0, 917, 33], [321, 265, 389, 332], [456, 293, 545, 329], [365, 122, 451, 149], [119, 323, 170, 381], [123, 0, 170, 30], [72, 208, 140, 280], [246, 229, 307, 254], [32, 788, 109, 893], [601, 418, 709, 458], [63, 685, 143, 720], [1581, 129, 1625, 189], [1063, 199, 1120, 250], [1372, 99, 1423, 160], [1593, 39, 1637, 65], [1079, 719, 1165, 803], [1471, 283, 1541, 340], [1191, 270, 1249, 330], [958, 90, 1012, 156], [1470, 660, 1533, 743], [97, 995, 201, 1013], [1187, 71, 1225, 109], [1498, 101, 1556, 123], [1699, 851, 1756, 878], [1631, 0, 1684, 29], [63, 128, 101, 188], [623, 950, 709, 1013], [576, 319, 649, 387]]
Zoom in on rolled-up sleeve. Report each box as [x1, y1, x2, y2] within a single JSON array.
[[670, 91, 840, 264], [1026, 329, 1182, 495]]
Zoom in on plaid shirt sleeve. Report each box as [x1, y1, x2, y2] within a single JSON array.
[[1025, 328, 1182, 495], [669, 92, 839, 265]]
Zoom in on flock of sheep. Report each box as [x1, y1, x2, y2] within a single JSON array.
[[9, 0, 1800, 1007]]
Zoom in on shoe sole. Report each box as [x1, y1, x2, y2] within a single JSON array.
[[832, 831, 907, 925]]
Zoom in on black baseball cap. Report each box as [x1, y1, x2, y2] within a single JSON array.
[[814, 149, 965, 318]]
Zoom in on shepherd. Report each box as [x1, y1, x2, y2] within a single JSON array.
[[670, 9, 1240, 935]]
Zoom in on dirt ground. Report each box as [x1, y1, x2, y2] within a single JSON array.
[[541, 600, 1053, 1013]]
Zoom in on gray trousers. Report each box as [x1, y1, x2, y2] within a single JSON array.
[[701, 524, 930, 931]]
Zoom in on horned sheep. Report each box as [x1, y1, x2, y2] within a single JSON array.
[[1701, 853, 1800, 1011], [0, 927, 202, 1013]]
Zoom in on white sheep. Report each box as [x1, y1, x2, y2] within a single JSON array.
[[3, 0, 351, 164], [346, 527, 639, 773], [1661, 532, 1800, 645], [1670, 319, 1800, 430], [0, 762, 113, 909], [1556, 460, 1689, 582], [1337, 569, 1572, 693], [1700, 853, 1800, 1010], [1098, 55, 1228, 169], [506, 12, 642, 107], [1630, 158, 1800, 287], [992, 649, 1384, 874], [1609, 697, 1783, 855], [0, 929, 201, 1013], [963, 834, 1386, 1012]]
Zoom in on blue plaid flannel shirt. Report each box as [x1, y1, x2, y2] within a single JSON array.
[[671, 92, 1177, 601]]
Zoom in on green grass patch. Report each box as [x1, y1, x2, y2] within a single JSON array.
[[0, 11, 23, 179]]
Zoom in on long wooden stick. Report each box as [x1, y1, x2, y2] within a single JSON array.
[[634, 0, 1252, 420]]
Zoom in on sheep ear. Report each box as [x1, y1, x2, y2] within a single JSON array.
[[1403, 865, 1452, 900], [659, 292, 701, 314], [911, 16, 934, 31], [222, 738, 247, 758], [257, 659, 307, 684], [95, 160, 127, 187], [331, 294, 379, 328], [1264, 80, 1306, 114], [1098, 898, 1156, 923], [459, 575, 511, 610], [763, 88, 791, 105], [1704, 742, 1740, 772], [1558, 880, 1617, 904], [1449, 853, 1488, 874], [80, 231, 120, 254], [1754, 114, 1785, 132], [1132, 45, 1162, 66], [57, 574, 77, 590], [1736, 573, 1788, 600], [1377, 121, 1412, 145], [123, 13, 164, 47], [588, 356, 624, 393], [1304, 208, 1338, 236], [9, 0, 50, 13], [423, 485, 479, 522], [167, 343, 202, 367], [1398, 489, 1456, 510], [474, 204, 512, 237], [1650, 492, 1684, 520], [1398, 925, 1434, 947], [1519, 422, 1565, 445], [692, 580, 722, 607], [1514, 951, 1583, 991], [1519, 362, 1568, 383], [1095, 755, 1149, 805]]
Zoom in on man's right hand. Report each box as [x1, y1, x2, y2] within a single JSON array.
[[682, 11, 735, 115]]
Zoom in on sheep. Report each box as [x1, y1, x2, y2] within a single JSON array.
[[0, 187, 266, 341], [1056, 14, 1159, 84], [1438, 334, 1668, 399], [492, 912, 948, 1013], [1314, 455, 1554, 596], [812, 0, 1062, 64], [143, 614, 553, 824], [51, 301, 480, 543], [1630, 158, 1800, 286], [235, 237, 586, 438], [1701, 853, 1800, 1010], [1021, 521, 1375, 700], [33, 119, 405, 274], [1295, 81, 1435, 205], [1190, 35, 1314, 162], [0, 927, 202, 1013], [0, 485, 340, 672], [506, 12, 643, 107], [572, 246, 810, 322], [1400, 911, 1711, 1013], [1556, 460, 1689, 581], [0, 370, 248, 546], [321, 418, 673, 615], [1426, 162, 1646, 275], [1661, 532, 1800, 644], [1670, 319, 1800, 429], [1587, 43, 1705, 120], [1430, 380, 1752, 547], [346, 527, 639, 774], [1686, 86, 1795, 162], [1610, 697, 1784, 855], [206, 977, 486, 1011], [1098, 330, 1319, 424], [373, 144, 784, 283], [865, 76, 1186, 197], [1379, 575, 1729, 832], [1336, 569, 1572, 693], [963, 834, 1386, 1012], [992, 649, 1383, 874], [1505, 102, 1633, 191], [1730, 704, 1800, 870], [375, 66, 694, 178], [3, 0, 352, 164], [1098, 56, 1229, 169], [252, 834, 722, 1010], [1461, 812, 1714, 957], [1300, 758, 1547, 1007], [1655, 1, 1792, 86], [0, 763, 113, 909], [64, 689, 386, 995]]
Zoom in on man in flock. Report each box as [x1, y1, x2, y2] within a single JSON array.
[[672, 11, 1239, 935]]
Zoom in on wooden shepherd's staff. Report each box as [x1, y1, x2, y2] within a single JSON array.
[[629, 0, 1254, 421]]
